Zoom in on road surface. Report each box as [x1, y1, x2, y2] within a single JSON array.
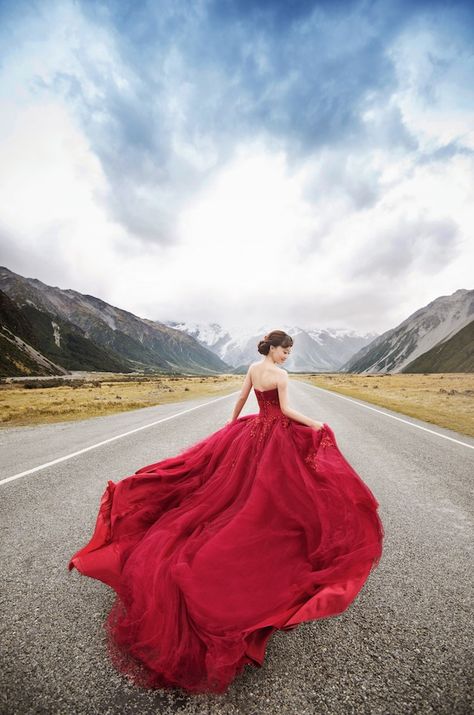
[[0, 380, 472, 714]]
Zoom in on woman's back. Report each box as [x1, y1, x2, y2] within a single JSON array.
[[250, 360, 285, 392]]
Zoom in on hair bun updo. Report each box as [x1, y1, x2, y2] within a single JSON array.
[[257, 339, 269, 355], [256, 330, 293, 356]]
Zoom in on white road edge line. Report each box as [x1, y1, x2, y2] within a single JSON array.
[[2, 380, 471, 487], [301, 380, 474, 449], [0, 391, 241, 487]]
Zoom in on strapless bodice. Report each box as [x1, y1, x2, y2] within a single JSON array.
[[251, 386, 290, 441], [254, 387, 284, 415]]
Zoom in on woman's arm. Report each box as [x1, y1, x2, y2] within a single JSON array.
[[278, 376, 323, 429], [227, 365, 253, 422], [230, 396, 247, 422]]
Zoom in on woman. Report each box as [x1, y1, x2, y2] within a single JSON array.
[[68, 329, 384, 694]]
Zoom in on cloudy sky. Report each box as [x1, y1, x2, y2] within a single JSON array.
[[0, 0, 473, 335]]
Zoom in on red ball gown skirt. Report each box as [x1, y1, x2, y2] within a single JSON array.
[[68, 387, 384, 694]]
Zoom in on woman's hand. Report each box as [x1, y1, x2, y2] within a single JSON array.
[[311, 420, 324, 431]]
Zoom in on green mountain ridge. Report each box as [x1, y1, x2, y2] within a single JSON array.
[[0, 266, 233, 377]]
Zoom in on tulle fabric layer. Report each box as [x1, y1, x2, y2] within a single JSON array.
[[68, 415, 384, 694]]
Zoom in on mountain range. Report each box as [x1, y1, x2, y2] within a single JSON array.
[[0, 266, 472, 377], [161, 321, 378, 373]]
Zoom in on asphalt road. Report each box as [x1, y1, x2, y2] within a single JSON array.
[[0, 380, 472, 715]]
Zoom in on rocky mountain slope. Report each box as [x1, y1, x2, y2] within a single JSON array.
[[0, 267, 231, 376], [2, 265, 470, 377], [340, 289, 474, 373], [0, 285, 137, 376]]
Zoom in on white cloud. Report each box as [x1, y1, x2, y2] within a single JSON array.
[[0, 0, 472, 335], [388, 16, 474, 151], [0, 97, 123, 296]]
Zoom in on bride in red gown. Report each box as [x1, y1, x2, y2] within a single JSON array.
[[68, 329, 384, 694]]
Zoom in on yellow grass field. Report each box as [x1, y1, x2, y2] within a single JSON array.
[[1, 372, 473, 437], [0, 374, 242, 429], [292, 373, 474, 438]]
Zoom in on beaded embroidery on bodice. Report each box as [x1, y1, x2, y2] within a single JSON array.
[[252, 386, 328, 448], [251, 387, 290, 443], [253, 386, 283, 415]]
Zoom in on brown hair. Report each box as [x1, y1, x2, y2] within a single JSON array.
[[257, 329, 293, 356]]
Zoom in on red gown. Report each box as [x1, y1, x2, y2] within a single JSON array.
[[68, 387, 384, 694]]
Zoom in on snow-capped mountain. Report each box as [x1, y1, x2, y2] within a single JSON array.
[[162, 320, 378, 372], [2, 263, 470, 378]]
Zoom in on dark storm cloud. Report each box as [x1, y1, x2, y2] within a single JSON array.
[[70, 0, 414, 241], [416, 142, 474, 167], [2, 0, 473, 247], [300, 102, 419, 213]]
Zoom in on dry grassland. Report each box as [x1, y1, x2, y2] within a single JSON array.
[[0, 374, 243, 429], [1, 372, 473, 437], [292, 372, 474, 438]]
